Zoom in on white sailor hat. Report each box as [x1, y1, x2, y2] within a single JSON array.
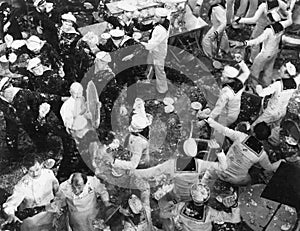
[[11, 40, 26, 50], [190, 183, 210, 204], [0, 77, 10, 91], [155, 8, 169, 17], [33, 0, 46, 7], [285, 62, 296, 76], [26, 35, 45, 51], [109, 29, 125, 39], [183, 138, 197, 157], [223, 65, 239, 78], [117, 2, 137, 12], [129, 114, 151, 131], [27, 57, 41, 70], [61, 12, 77, 23], [128, 194, 143, 214], [96, 51, 111, 62]]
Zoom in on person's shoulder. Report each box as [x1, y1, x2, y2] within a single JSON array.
[[17, 174, 32, 188]]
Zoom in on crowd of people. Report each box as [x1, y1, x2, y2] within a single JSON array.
[[0, 0, 299, 230]]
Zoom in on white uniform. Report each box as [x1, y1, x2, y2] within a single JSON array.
[[3, 169, 59, 231], [57, 175, 109, 231], [202, 4, 229, 58], [209, 61, 250, 126], [253, 75, 300, 126], [246, 22, 287, 85], [164, 202, 240, 231], [239, 0, 288, 61], [204, 119, 279, 185], [143, 22, 169, 94], [60, 96, 86, 129]]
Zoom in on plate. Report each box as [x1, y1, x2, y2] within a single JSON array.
[[133, 32, 142, 40], [285, 136, 298, 146], [164, 105, 174, 113], [163, 97, 174, 105], [191, 102, 202, 110], [101, 33, 111, 40]]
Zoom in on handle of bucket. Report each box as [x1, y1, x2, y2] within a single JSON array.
[[189, 120, 193, 138]]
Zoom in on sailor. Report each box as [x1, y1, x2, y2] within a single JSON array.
[[202, 118, 284, 185], [239, 12, 293, 86], [141, 8, 170, 97], [234, 0, 289, 61], [161, 183, 241, 231], [252, 61, 300, 128], [198, 53, 250, 128]]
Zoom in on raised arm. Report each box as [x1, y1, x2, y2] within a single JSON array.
[[238, 3, 265, 24], [245, 28, 271, 47]]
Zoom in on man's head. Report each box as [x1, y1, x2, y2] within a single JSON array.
[[71, 173, 88, 196], [34, 0, 47, 12], [95, 51, 111, 71], [26, 35, 45, 53], [27, 57, 44, 76], [153, 8, 168, 24], [70, 82, 83, 99], [279, 62, 297, 79], [109, 29, 125, 42], [61, 12, 77, 30], [253, 122, 271, 140], [23, 154, 44, 179]]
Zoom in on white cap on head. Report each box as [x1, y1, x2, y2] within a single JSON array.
[[155, 8, 169, 17], [109, 29, 125, 39], [61, 12, 77, 23], [128, 194, 143, 214], [11, 40, 26, 50], [130, 114, 151, 131], [183, 138, 197, 157], [0, 77, 10, 91], [96, 51, 111, 63], [26, 35, 45, 51], [117, 2, 137, 12], [27, 57, 41, 70], [223, 65, 239, 78], [70, 82, 83, 93], [285, 62, 296, 76]]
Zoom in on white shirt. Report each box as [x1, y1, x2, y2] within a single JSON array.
[[60, 96, 86, 129], [257, 75, 300, 112], [209, 61, 250, 121], [207, 119, 276, 179], [3, 169, 58, 215], [210, 5, 227, 34], [58, 175, 109, 213], [143, 23, 169, 58], [239, 1, 288, 24]]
